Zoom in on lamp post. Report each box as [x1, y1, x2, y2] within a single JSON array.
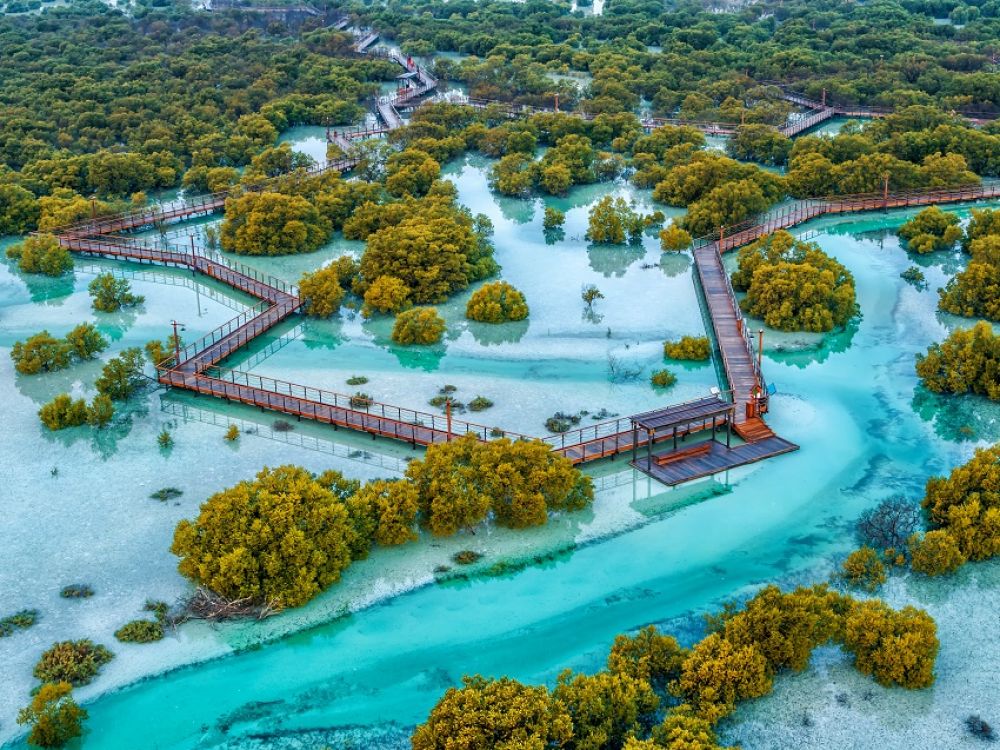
[[170, 320, 186, 368]]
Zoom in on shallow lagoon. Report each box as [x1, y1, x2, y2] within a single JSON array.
[[1, 156, 998, 748]]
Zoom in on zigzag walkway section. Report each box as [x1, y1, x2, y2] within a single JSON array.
[[51, 168, 1000, 485]]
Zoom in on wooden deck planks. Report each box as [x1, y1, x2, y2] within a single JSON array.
[[53, 166, 1000, 485], [631, 437, 799, 486]]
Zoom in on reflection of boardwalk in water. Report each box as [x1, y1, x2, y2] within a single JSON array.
[[160, 398, 412, 475], [50, 142, 1000, 483], [74, 262, 250, 313]]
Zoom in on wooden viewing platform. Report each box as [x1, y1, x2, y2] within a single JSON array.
[[46, 109, 1000, 485]]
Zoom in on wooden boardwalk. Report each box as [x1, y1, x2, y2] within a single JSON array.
[[49, 137, 1000, 484], [692, 242, 766, 434], [632, 436, 798, 486]]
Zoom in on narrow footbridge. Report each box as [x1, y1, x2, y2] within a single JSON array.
[[50, 162, 1000, 484]]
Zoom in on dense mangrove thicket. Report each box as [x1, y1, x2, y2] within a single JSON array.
[[391, 307, 446, 345], [171, 438, 594, 608], [406, 434, 594, 535], [916, 322, 1000, 400], [897, 206, 963, 254], [412, 584, 938, 750], [11, 324, 106, 375], [0, 1, 396, 234], [922, 445, 1000, 564], [938, 208, 1000, 321], [465, 281, 529, 323], [5, 234, 72, 276], [731, 231, 856, 332]]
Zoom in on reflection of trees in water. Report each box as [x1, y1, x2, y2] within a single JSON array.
[[298, 317, 347, 353], [763, 318, 859, 369], [17, 272, 76, 306], [468, 319, 529, 346], [845, 227, 969, 276], [89, 406, 144, 460], [544, 228, 565, 245], [388, 341, 447, 371], [39, 401, 145, 459], [658, 252, 691, 278], [13, 359, 105, 406], [912, 388, 1000, 444], [587, 243, 644, 277], [495, 193, 536, 224], [95, 308, 138, 343]]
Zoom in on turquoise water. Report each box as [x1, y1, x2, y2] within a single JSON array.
[[2, 157, 998, 748]]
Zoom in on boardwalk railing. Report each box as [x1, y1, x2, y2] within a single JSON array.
[[197, 367, 537, 443], [692, 182, 1000, 253], [714, 245, 766, 394], [49, 156, 359, 236], [170, 301, 272, 366]]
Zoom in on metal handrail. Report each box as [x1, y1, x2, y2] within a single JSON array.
[[171, 301, 272, 365], [201, 366, 539, 443]]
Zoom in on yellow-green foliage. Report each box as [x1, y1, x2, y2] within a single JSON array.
[[664, 336, 710, 361], [908, 530, 967, 575], [357, 196, 497, 303], [607, 626, 688, 693], [114, 619, 164, 644], [841, 547, 887, 591], [88, 272, 143, 312], [651, 369, 677, 388], [34, 640, 113, 687], [0, 183, 40, 235], [392, 307, 446, 345], [38, 394, 88, 431], [915, 322, 1000, 400], [36, 191, 118, 232], [659, 223, 692, 252], [171, 465, 355, 608], [144, 333, 181, 369], [298, 264, 344, 317], [85, 394, 115, 428], [220, 191, 330, 255], [553, 669, 659, 750], [586, 196, 645, 244], [672, 632, 772, 723], [842, 600, 938, 688], [363, 275, 412, 315], [465, 281, 529, 323], [411, 675, 573, 750], [543, 207, 565, 230], [11, 332, 71, 375], [5, 234, 73, 276], [939, 235, 1000, 321], [405, 434, 594, 536], [344, 479, 420, 550], [897, 206, 963, 253], [12, 325, 106, 375], [650, 705, 732, 750], [94, 348, 146, 401], [63, 323, 107, 360], [921, 444, 1000, 561], [17, 682, 87, 749], [732, 231, 856, 332], [721, 585, 846, 675], [413, 583, 937, 749], [224, 424, 240, 442], [963, 208, 1000, 249], [328, 254, 360, 287], [385, 148, 441, 197]]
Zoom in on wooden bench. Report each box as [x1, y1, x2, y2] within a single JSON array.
[[653, 442, 712, 466]]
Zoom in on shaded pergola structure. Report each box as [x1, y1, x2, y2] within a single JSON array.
[[629, 396, 735, 465]]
